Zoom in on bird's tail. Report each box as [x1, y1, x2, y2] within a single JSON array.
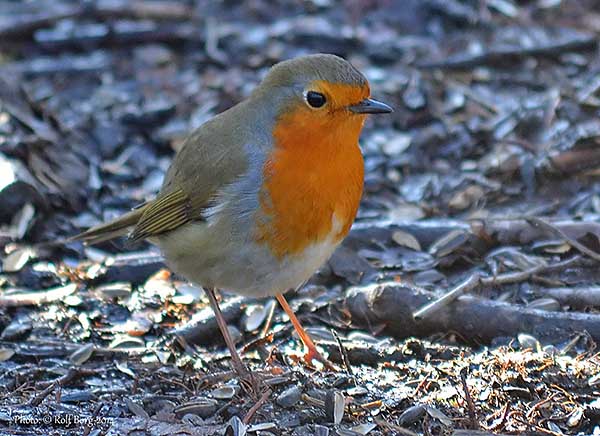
[[71, 205, 147, 245]]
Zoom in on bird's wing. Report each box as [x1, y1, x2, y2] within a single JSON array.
[[73, 206, 147, 245], [129, 111, 250, 242], [128, 189, 190, 242]]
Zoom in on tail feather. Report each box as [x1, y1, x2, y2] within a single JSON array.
[[71, 206, 146, 245]]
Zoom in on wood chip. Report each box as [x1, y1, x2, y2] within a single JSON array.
[[2, 247, 35, 272], [392, 230, 422, 251], [125, 398, 149, 419], [0, 283, 77, 307], [69, 343, 94, 365], [0, 348, 15, 362]]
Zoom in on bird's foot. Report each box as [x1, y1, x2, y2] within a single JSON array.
[[275, 293, 338, 371], [231, 363, 271, 400], [302, 344, 337, 371], [238, 372, 265, 399]]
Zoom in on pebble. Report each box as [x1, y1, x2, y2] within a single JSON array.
[[543, 345, 559, 356], [2, 247, 36, 272], [276, 385, 302, 408], [517, 333, 542, 352], [398, 404, 426, 425], [243, 301, 274, 332], [211, 385, 238, 400], [382, 133, 411, 156], [69, 343, 94, 365], [0, 348, 15, 362]]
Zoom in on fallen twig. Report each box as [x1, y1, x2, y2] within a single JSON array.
[[540, 287, 600, 309], [480, 265, 545, 286], [0, 284, 77, 307], [373, 417, 419, 436], [0, 0, 195, 40], [527, 217, 600, 262], [28, 381, 57, 408], [459, 367, 479, 430], [544, 147, 600, 175], [28, 367, 97, 406], [331, 329, 355, 382], [419, 35, 596, 70], [346, 282, 600, 344], [413, 256, 581, 320], [413, 274, 480, 321], [0, 2, 81, 39], [242, 389, 271, 425]]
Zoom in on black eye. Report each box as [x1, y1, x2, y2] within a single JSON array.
[[306, 91, 326, 108]]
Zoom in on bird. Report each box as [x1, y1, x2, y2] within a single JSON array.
[[74, 53, 392, 381]]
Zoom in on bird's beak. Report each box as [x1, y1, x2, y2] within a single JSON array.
[[348, 98, 393, 114]]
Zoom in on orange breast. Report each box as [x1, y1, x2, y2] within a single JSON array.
[[255, 103, 365, 259]]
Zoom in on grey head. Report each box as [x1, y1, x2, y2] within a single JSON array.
[[250, 53, 392, 116], [259, 53, 368, 91]]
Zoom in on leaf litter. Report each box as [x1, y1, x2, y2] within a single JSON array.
[[1, 0, 600, 435]]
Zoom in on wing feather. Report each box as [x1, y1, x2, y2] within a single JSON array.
[[130, 103, 253, 242], [130, 189, 193, 242]]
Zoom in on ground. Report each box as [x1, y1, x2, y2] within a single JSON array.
[[0, 0, 599, 435]]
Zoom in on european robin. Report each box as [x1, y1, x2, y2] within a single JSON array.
[[75, 53, 392, 379]]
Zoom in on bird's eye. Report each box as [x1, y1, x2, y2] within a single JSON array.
[[306, 91, 326, 108]]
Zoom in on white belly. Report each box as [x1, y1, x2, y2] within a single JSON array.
[[156, 214, 343, 297]]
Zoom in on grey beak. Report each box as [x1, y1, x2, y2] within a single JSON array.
[[348, 98, 393, 114]]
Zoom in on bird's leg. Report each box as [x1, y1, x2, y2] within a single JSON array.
[[275, 293, 334, 369], [205, 288, 249, 378]]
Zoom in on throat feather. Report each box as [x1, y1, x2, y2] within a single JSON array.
[[254, 109, 364, 258]]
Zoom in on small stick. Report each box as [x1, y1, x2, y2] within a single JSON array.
[[82, 402, 104, 436], [331, 329, 355, 383], [414, 256, 583, 321], [155, 373, 194, 395], [527, 217, 600, 262], [301, 393, 325, 408], [413, 273, 480, 320], [460, 367, 479, 430], [484, 402, 511, 433], [29, 368, 96, 406], [374, 417, 419, 436], [242, 388, 271, 425], [480, 265, 544, 286], [0, 284, 77, 307], [28, 381, 57, 407], [259, 300, 277, 338], [198, 370, 236, 387]]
